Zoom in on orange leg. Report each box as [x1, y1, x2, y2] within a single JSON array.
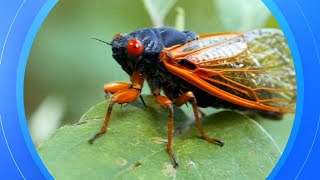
[[88, 88, 141, 144], [155, 95, 178, 167], [88, 68, 144, 144], [103, 82, 131, 99], [175, 92, 224, 146], [104, 82, 147, 107], [89, 68, 145, 143]]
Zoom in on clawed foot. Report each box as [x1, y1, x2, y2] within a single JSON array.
[[167, 149, 179, 168], [88, 133, 102, 144], [202, 136, 224, 147], [173, 159, 179, 168]]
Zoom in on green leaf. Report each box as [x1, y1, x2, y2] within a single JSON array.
[[38, 96, 281, 179], [255, 114, 294, 151], [143, 0, 178, 27]]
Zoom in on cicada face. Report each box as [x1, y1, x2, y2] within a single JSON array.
[[111, 34, 138, 76], [110, 28, 166, 76]]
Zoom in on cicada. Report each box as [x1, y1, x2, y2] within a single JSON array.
[[89, 27, 296, 167]]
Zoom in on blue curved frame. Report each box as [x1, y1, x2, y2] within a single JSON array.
[[0, 0, 57, 179], [0, 0, 319, 179], [264, 0, 320, 179], [263, 0, 304, 179]]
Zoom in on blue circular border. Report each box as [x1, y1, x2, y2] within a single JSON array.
[[17, 1, 58, 179], [0, 0, 319, 179], [0, 0, 57, 179], [264, 0, 320, 179]]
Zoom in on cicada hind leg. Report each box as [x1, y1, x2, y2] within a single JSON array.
[[154, 95, 179, 167], [175, 92, 224, 147], [154, 91, 224, 168]]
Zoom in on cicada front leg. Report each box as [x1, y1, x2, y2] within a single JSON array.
[[175, 92, 224, 146], [103, 82, 131, 99], [104, 82, 147, 107], [88, 88, 141, 144], [89, 69, 144, 144]]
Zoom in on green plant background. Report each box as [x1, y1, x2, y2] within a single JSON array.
[[25, 0, 294, 179]]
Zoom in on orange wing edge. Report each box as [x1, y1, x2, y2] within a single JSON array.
[[162, 54, 295, 114]]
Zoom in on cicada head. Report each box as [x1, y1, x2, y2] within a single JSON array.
[[110, 33, 142, 75], [110, 27, 196, 76], [111, 32, 161, 75]]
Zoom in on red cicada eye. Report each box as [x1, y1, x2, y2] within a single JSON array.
[[113, 33, 122, 39], [127, 38, 143, 56]]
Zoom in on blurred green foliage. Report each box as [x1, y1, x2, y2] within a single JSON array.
[[26, 0, 292, 151]]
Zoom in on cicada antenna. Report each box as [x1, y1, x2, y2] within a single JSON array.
[[91, 38, 112, 46]]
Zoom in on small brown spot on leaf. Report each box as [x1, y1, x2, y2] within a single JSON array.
[[128, 162, 142, 171]]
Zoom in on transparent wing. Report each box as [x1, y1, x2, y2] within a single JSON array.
[[169, 29, 296, 112]]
